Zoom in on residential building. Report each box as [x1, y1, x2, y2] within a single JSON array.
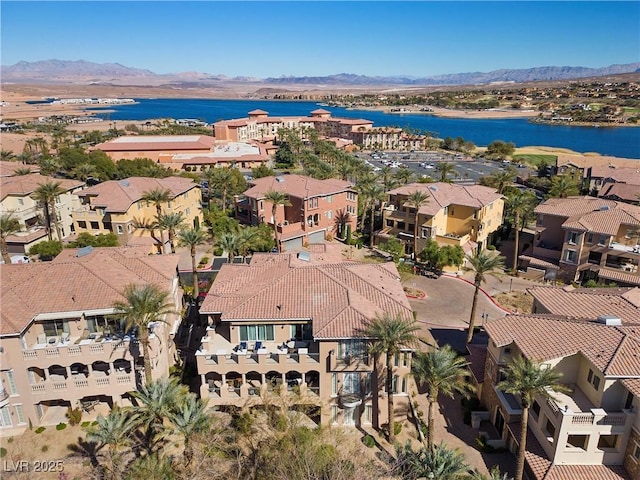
[[235, 174, 358, 252], [584, 166, 640, 204], [0, 246, 182, 435], [0, 161, 40, 177], [94, 135, 215, 162], [158, 141, 271, 172], [378, 182, 504, 258], [520, 197, 640, 286], [0, 174, 84, 254], [72, 176, 202, 249], [196, 246, 415, 428]]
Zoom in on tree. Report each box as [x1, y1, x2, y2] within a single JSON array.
[[505, 190, 537, 272], [216, 231, 243, 264], [13, 167, 33, 176], [406, 190, 430, 260], [360, 314, 419, 442], [141, 188, 172, 253], [333, 208, 352, 239], [166, 394, 210, 467], [393, 168, 414, 186], [132, 217, 163, 253], [435, 162, 458, 182], [411, 346, 473, 450], [72, 162, 97, 181], [498, 357, 568, 480], [469, 466, 513, 480], [479, 169, 516, 194], [32, 180, 66, 241], [0, 213, 20, 265], [67, 232, 119, 248], [112, 284, 175, 385], [29, 240, 63, 260], [156, 212, 186, 254], [548, 175, 580, 198], [177, 227, 208, 299], [466, 250, 505, 344], [252, 164, 275, 179], [486, 140, 516, 159], [395, 441, 469, 480], [363, 183, 385, 247], [263, 189, 291, 253]]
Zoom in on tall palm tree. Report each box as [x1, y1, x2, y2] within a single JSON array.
[[0, 213, 21, 264], [177, 227, 208, 299], [156, 211, 185, 254], [393, 168, 415, 186], [32, 181, 66, 241], [406, 190, 430, 260], [505, 190, 537, 272], [72, 162, 97, 181], [435, 162, 459, 182], [498, 357, 568, 480], [205, 168, 234, 210], [38, 157, 60, 176], [395, 441, 469, 480], [237, 227, 258, 263], [141, 187, 172, 253], [112, 284, 175, 385], [364, 183, 385, 247], [166, 394, 210, 467], [360, 314, 419, 443], [263, 189, 291, 253], [85, 407, 138, 480], [216, 230, 243, 264], [380, 166, 397, 191], [411, 346, 473, 450], [466, 250, 505, 344], [548, 175, 580, 198]]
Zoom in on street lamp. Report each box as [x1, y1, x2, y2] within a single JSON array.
[[509, 277, 513, 293]]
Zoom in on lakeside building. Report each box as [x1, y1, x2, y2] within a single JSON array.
[[377, 182, 504, 259], [94, 135, 216, 162], [0, 174, 84, 254], [0, 246, 182, 436], [477, 313, 639, 480], [71, 176, 202, 251], [196, 246, 415, 428], [235, 174, 358, 252], [585, 166, 640, 205], [518, 197, 640, 286], [158, 140, 272, 172]]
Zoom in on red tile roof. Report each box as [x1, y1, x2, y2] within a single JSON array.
[[535, 196, 640, 223], [0, 161, 40, 177], [243, 174, 355, 200], [0, 247, 178, 336], [200, 253, 413, 339], [622, 378, 640, 397], [1, 174, 83, 201], [95, 135, 215, 152]]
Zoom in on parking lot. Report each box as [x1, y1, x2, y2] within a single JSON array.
[[354, 151, 532, 184]]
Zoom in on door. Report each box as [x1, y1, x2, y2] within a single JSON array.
[[494, 408, 505, 437], [308, 230, 325, 244]]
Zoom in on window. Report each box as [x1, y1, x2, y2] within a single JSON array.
[[343, 373, 361, 395], [365, 372, 372, 395], [346, 192, 357, 202], [308, 197, 319, 209], [536, 215, 544, 227], [127, 224, 133, 233], [0, 406, 11, 427], [567, 434, 589, 450], [544, 419, 556, 439], [90, 221, 99, 230], [42, 319, 69, 338], [598, 435, 619, 450], [568, 231, 580, 245], [18, 198, 24, 205], [332, 373, 338, 396], [586, 233, 594, 244], [386, 220, 394, 227], [6, 371, 17, 395], [633, 443, 640, 460], [326, 195, 333, 203], [238, 325, 274, 342], [598, 235, 609, 246], [290, 324, 312, 341], [77, 221, 86, 229], [563, 249, 577, 263], [331, 405, 338, 424], [532, 400, 541, 419], [421, 227, 431, 238], [397, 221, 406, 230], [117, 225, 124, 235], [338, 340, 368, 361], [137, 201, 142, 210], [364, 404, 372, 424], [587, 369, 600, 390], [393, 375, 399, 394], [185, 208, 190, 216], [14, 405, 25, 424]]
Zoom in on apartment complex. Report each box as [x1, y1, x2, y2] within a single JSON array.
[[196, 246, 415, 428], [480, 312, 639, 480], [378, 182, 504, 258], [94, 135, 215, 162], [520, 197, 640, 286], [72, 176, 203, 250], [0, 246, 182, 435], [0, 173, 84, 254], [235, 174, 358, 252], [586, 166, 640, 204]]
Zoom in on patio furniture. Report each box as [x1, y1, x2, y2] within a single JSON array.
[[254, 341, 263, 351], [37, 333, 46, 345], [48, 336, 58, 345], [60, 332, 70, 343]]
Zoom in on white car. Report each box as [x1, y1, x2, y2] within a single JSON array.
[[424, 163, 435, 169]]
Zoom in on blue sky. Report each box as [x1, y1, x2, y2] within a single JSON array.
[[2, 1, 639, 78]]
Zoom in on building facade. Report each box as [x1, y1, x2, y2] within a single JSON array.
[[93, 135, 215, 162]]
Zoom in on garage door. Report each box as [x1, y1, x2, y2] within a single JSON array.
[[283, 237, 303, 252], [308, 231, 325, 244]]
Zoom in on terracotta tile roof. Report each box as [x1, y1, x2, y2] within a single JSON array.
[[243, 174, 355, 200], [95, 135, 214, 152], [507, 422, 551, 480], [597, 268, 640, 287], [528, 286, 640, 323], [1, 174, 83, 201], [0, 161, 40, 177], [599, 182, 640, 203], [562, 208, 640, 235], [311, 109, 331, 114], [200, 253, 413, 339], [622, 378, 640, 397], [518, 255, 560, 270], [248, 109, 269, 115], [589, 166, 640, 184], [543, 465, 629, 480], [388, 182, 502, 216], [0, 247, 178, 336], [77, 176, 198, 213], [535, 196, 640, 223], [485, 314, 640, 376]]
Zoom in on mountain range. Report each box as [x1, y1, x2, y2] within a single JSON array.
[[2, 60, 639, 87]]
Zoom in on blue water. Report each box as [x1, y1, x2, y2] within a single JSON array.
[[91, 98, 640, 159]]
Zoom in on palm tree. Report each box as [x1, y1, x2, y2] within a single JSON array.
[[411, 346, 473, 450], [72, 162, 97, 181], [85, 407, 138, 480], [112, 284, 175, 385], [469, 466, 513, 480], [32, 181, 66, 241], [380, 166, 397, 191], [395, 441, 469, 480], [263, 189, 291, 253], [13, 167, 32, 176], [498, 357, 568, 480], [466, 250, 505, 344], [333, 208, 352, 239], [38, 157, 60, 176], [177, 227, 208, 299], [364, 183, 385, 247], [482, 169, 516, 194], [237, 227, 257, 263], [505, 190, 536, 272], [0, 213, 21, 264], [360, 314, 419, 443], [166, 394, 210, 467], [132, 217, 163, 253], [216, 230, 243, 264], [141, 187, 172, 253], [156, 211, 185, 254], [393, 168, 415, 186], [435, 162, 459, 182], [406, 190, 430, 260], [205, 167, 234, 210], [548, 175, 580, 198]]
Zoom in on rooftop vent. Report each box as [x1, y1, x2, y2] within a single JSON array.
[[429, 186, 438, 191], [297, 251, 311, 262], [119, 180, 130, 187], [599, 205, 610, 211], [76, 246, 94, 258], [275, 176, 285, 183], [597, 315, 622, 326]]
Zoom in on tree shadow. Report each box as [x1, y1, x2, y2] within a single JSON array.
[[67, 436, 101, 468]]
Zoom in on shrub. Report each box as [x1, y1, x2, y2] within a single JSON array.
[[198, 256, 210, 265], [0, 448, 6, 458], [231, 412, 253, 435], [56, 422, 67, 431], [41, 445, 49, 453], [7, 437, 13, 444], [81, 421, 91, 428], [213, 247, 223, 256], [362, 435, 375, 448], [393, 421, 402, 436], [487, 244, 496, 250], [420, 423, 428, 437], [35, 426, 46, 434], [66, 406, 82, 426]]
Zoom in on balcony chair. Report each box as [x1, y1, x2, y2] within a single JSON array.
[[61, 332, 70, 343], [37, 333, 46, 345]]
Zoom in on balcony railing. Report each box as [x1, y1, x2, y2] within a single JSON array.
[[30, 373, 135, 395], [22, 338, 134, 364]]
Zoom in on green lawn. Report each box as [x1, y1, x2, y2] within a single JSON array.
[[512, 154, 557, 167]]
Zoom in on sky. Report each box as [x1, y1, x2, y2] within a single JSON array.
[[1, 1, 639, 78]]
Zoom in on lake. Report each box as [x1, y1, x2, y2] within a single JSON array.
[[94, 98, 640, 159]]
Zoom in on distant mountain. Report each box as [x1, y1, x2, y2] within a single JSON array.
[[2, 59, 639, 87]]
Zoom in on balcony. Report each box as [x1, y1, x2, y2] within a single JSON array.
[[436, 233, 471, 247], [330, 353, 372, 372], [30, 372, 135, 397], [533, 243, 563, 260], [22, 334, 135, 366], [276, 221, 304, 237]]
